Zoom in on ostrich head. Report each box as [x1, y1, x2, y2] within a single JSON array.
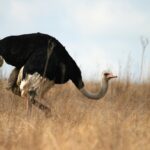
[[103, 72, 117, 81]]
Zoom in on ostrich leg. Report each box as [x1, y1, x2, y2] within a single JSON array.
[[7, 68, 21, 96], [28, 89, 51, 117], [26, 39, 55, 117]]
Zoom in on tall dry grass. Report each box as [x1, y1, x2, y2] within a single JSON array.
[[0, 76, 150, 150]]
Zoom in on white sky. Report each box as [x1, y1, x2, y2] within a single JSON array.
[[0, 0, 150, 81]]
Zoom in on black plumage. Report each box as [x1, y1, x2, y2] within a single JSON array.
[[0, 33, 84, 89]]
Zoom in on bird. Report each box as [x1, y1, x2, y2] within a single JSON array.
[[0, 33, 117, 116]]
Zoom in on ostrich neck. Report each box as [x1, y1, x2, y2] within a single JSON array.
[[80, 78, 109, 100]]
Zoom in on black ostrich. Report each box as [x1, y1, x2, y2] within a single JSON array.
[[0, 33, 117, 115]]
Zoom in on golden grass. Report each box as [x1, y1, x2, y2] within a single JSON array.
[[0, 79, 150, 150]]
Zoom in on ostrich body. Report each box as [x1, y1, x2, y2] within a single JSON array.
[[0, 33, 84, 89]]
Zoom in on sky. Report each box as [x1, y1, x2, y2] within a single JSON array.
[[0, 0, 150, 81]]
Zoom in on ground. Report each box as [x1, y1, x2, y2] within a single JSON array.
[[0, 79, 150, 150]]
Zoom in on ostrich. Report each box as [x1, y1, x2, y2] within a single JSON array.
[[15, 39, 117, 116], [0, 33, 117, 115]]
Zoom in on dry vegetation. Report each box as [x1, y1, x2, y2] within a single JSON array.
[[0, 76, 150, 150]]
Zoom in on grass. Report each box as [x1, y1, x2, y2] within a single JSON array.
[[0, 78, 150, 150]]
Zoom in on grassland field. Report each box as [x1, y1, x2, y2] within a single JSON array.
[[0, 77, 150, 150]]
